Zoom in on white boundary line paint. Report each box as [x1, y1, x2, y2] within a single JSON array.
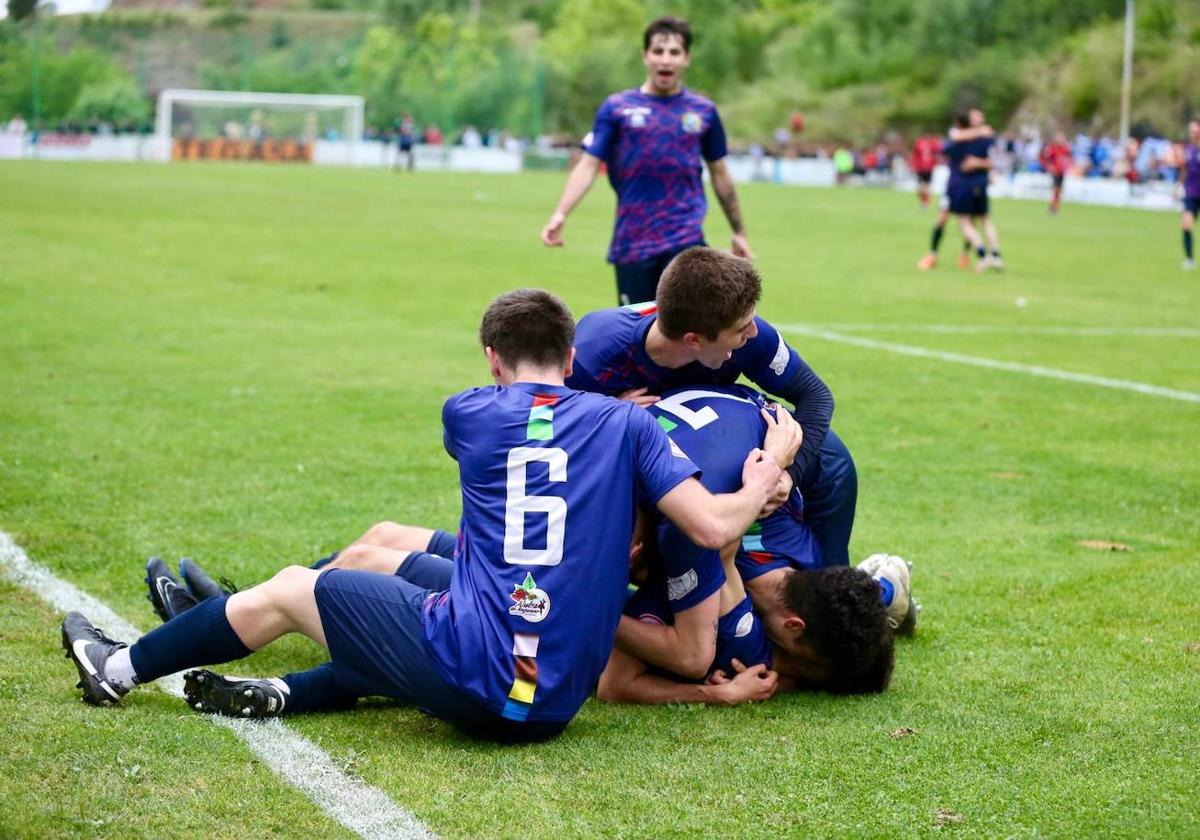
[[777, 325, 1200, 404], [0, 529, 434, 840], [777, 323, 1200, 338]]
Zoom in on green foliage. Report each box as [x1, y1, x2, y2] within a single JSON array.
[[67, 76, 149, 125], [7, 0, 38, 22], [0, 32, 139, 127]]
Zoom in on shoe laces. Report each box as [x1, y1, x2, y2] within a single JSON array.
[[219, 577, 240, 595]]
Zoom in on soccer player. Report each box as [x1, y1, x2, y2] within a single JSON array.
[[1181, 120, 1199, 271], [567, 246, 859, 569], [539, 16, 754, 305], [941, 110, 1002, 272], [911, 133, 942, 209], [63, 289, 782, 742], [1040, 132, 1072, 215]]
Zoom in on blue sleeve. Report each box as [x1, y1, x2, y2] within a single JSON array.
[[581, 98, 616, 159], [656, 522, 724, 613], [714, 597, 772, 673], [441, 391, 470, 461], [732, 318, 834, 481], [701, 107, 727, 162], [630, 405, 700, 504]]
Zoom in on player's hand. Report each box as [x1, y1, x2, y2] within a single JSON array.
[[618, 386, 660, 407], [760, 405, 803, 468], [540, 211, 566, 247], [715, 659, 779, 705], [741, 448, 781, 498], [731, 233, 756, 260], [758, 471, 794, 519]]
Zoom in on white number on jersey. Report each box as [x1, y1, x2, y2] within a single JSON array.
[[652, 388, 755, 431], [504, 446, 568, 566]]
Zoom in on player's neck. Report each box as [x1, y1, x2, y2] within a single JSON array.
[[644, 320, 695, 369], [639, 79, 683, 98], [502, 364, 566, 387]]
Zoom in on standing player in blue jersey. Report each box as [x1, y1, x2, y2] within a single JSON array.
[[1180, 120, 1200, 271], [539, 16, 754, 305], [568, 246, 859, 570], [943, 109, 1004, 273], [62, 290, 782, 742]]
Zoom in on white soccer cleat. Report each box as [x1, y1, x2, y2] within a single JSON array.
[[857, 553, 918, 636], [1183, 259, 1195, 271]]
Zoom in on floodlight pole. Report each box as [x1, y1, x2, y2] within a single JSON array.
[[1118, 0, 1134, 145]]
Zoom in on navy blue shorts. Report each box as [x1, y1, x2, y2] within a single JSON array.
[[314, 569, 565, 742], [1184, 197, 1200, 215], [392, 528, 456, 589], [613, 241, 703, 306], [426, 528, 457, 559], [949, 185, 989, 217]]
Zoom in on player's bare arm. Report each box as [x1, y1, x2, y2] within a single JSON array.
[[541, 152, 602, 247], [597, 647, 777, 705], [706, 157, 755, 259], [614, 592, 719, 679]]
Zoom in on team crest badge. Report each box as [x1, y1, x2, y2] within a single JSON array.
[[509, 573, 551, 623], [622, 107, 650, 128], [681, 112, 703, 134]]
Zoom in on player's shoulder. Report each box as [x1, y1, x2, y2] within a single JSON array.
[[680, 88, 717, 110], [576, 304, 652, 340]]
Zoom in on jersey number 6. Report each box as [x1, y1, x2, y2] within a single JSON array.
[[504, 446, 567, 566]]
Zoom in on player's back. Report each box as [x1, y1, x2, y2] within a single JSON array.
[[425, 382, 695, 724]]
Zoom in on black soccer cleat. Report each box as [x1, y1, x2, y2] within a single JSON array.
[[178, 557, 236, 602], [61, 611, 129, 706], [183, 669, 290, 719], [145, 556, 199, 622]]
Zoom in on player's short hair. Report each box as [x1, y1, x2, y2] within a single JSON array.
[[479, 289, 575, 369], [954, 111, 972, 128], [782, 567, 895, 694], [643, 16, 692, 52], [656, 247, 761, 340]]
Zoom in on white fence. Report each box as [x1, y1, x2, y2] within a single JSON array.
[[0, 136, 1181, 213]]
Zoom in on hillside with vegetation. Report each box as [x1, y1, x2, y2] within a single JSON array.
[[2, 0, 1198, 142]]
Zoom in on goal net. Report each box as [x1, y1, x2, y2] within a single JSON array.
[[155, 89, 365, 164]]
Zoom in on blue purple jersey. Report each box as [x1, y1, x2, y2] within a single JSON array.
[[582, 88, 728, 265], [424, 382, 698, 723], [567, 303, 834, 481], [1185, 144, 1200, 199], [944, 135, 994, 192]]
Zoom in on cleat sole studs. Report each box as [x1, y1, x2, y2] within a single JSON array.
[[244, 689, 253, 697], [241, 707, 252, 716]]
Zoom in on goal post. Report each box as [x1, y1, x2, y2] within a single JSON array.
[[154, 89, 365, 165]]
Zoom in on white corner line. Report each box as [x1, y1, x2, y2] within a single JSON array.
[[777, 325, 1200, 404], [777, 323, 1200, 338], [0, 529, 434, 840]]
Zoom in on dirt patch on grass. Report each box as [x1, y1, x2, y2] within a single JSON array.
[[1077, 539, 1132, 552]]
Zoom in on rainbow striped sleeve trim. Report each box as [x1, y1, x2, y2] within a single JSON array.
[[526, 394, 558, 441]]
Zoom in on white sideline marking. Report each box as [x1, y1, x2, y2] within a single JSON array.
[[0, 530, 434, 840], [779, 323, 1200, 338], [778, 325, 1200, 404]]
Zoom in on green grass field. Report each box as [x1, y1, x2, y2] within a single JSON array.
[[1, 161, 1198, 838]]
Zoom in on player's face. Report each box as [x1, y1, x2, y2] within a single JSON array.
[[1190, 122, 1200, 143], [693, 311, 758, 368], [969, 108, 985, 127], [642, 33, 690, 95]]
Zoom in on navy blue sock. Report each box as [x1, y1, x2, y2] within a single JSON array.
[[976, 246, 987, 259], [1185, 230, 1194, 260], [992, 249, 1002, 258], [930, 225, 944, 252], [281, 662, 359, 713], [129, 596, 251, 684], [310, 551, 339, 570]]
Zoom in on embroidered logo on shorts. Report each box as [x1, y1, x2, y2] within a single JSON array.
[[667, 568, 698, 601], [509, 573, 551, 623], [681, 112, 703, 134], [734, 611, 755, 638], [769, 334, 789, 375]]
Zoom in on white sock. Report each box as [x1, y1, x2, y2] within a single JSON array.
[[104, 647, 138, 691]]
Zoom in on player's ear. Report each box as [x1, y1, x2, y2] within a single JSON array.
[[485, 346, 503, 381], [563, 346, 576, 379], [783, 614, 806, 636], [681, 331, 704, 352]]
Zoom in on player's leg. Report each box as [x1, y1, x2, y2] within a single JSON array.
[[917, 207, 951, 270], [1182, 204, 1195, 270], [64, 565, 325, 706], [184, 660, 359, 718], [981, 214, 1003, 269], [796, 429, 857, 568], [1050, 174, 1063, 213], [313, 520, 448, 570]]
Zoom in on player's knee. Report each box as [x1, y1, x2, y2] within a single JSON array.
[[362, 520, 403, 545], [329, 544, 373, 570]]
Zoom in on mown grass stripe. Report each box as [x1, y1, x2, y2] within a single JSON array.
[[779, 325, 1200, 404], [0, 529, 435, 840]]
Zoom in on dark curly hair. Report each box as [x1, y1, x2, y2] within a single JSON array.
[[782, 567, 895, 694]]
